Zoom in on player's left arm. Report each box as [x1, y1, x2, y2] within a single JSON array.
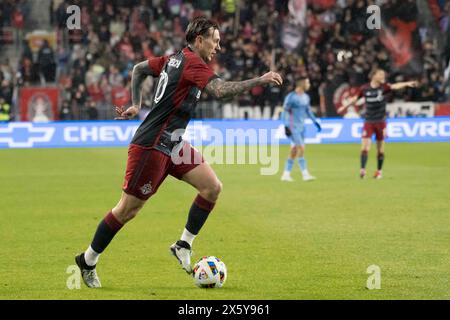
[[305, 98, 322, 132], [389, 80, 419, 91], [204, 71, 282, 100]]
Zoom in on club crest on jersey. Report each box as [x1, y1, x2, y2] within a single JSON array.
[[140, 182, 153, 195], [366, 90, 383, 102], [168, 58, 181, 68]]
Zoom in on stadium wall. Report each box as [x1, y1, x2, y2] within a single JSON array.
[[1, 118, 450, 149]]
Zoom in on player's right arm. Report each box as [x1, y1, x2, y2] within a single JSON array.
[[337, 87, 363, 114], [337, 96, 358, 114], [204, 71, 283, 100], [282, 95, 293, 137], [115, 57, 167, 120], [131, 61, 155, 108]]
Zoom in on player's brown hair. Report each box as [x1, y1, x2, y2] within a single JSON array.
[[369, 68, 385, 79], [185, 17, 219, 44]]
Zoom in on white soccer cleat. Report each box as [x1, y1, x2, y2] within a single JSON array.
[[373, 170, 383, 179], [302, 172, 316, 181], [360, 168, 366, 179], [80, 269, 102, 288], [281, 172, 294, 182], [170, 241, 193, 274], [75, 254, 102, 288]]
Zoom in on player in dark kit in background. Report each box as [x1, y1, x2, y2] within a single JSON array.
[[339, 69, 417, 179], [75, 17, 283, 288]]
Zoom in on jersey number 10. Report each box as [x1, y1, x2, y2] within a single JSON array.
[[154, 71, 169, 104]]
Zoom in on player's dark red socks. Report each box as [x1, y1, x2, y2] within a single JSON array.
[[185, 194, 215, 235], [377, 152, 385, 170], [90, 211, 124, 254], [361, 150, 368, 169]]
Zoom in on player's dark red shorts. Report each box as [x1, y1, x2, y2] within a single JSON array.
[[122, 143, 204, 200], [362, 121, 387, 141]]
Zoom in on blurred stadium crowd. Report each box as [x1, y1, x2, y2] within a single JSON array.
[[0, 0, 449, 121]]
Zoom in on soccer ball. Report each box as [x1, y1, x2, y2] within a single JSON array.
[[193, 256, 227, 288]]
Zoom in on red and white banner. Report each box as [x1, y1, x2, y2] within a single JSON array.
[[435, 103, 450, 116], [379, 2, 423, 75], [19, 87, 60, 121], [288, 0, 307, 26]]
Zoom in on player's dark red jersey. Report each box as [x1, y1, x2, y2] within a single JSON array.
[[355, 83, 391, 122], [131, 47, 219, 155]]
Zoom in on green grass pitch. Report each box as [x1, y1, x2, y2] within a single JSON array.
[[1, 142, 449, 300]]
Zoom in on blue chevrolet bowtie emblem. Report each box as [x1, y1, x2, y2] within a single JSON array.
[[0, 123, 55, 148]]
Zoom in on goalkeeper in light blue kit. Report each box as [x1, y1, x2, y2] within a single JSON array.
[[281, 77, 321, 182]]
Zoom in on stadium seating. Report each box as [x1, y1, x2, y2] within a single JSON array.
[[0, 0, 449, 121]]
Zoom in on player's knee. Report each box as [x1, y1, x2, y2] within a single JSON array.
[[216, 181, 223, 196], [202, 180, 222, 202], [211, 180, 223, 199], [289, 148, 297, 158]]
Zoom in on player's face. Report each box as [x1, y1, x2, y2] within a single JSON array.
[[304, 79, 311, 91], [297, 79, 310, 91], [373, 70, 386, 84], [199, 29, 221, 62]]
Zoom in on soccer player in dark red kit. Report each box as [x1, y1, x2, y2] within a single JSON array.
[[75, 17, 283, 288], [339, 69, 417, 179]]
